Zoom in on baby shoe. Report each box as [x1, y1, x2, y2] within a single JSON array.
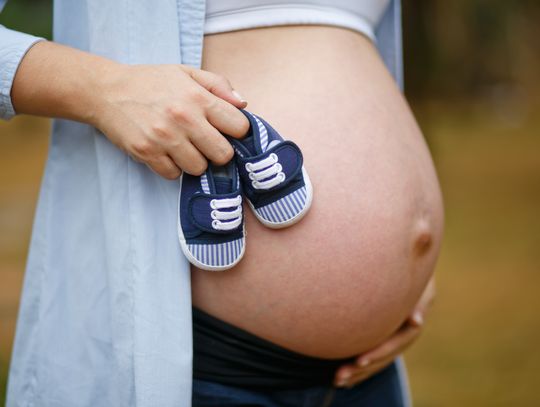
[[228, 110, 313, 228], [177, 161, 245, 271]]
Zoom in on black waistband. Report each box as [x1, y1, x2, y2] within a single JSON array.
[[192, 306, 356, 389]]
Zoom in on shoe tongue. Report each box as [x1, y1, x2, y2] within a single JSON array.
[[266, 139, 281, 151], [213, 176, 232, 194], [241, 135, 259, 155]]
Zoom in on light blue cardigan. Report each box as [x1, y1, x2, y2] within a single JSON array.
[[0, 1, 403, 406]]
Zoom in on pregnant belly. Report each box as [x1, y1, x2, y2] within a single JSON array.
[[191, 26, 444, 359]]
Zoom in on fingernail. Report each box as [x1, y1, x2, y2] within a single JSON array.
[[412, 311, 424, 326], [336, 373, 351, 387], [359, 358, 370, 367], [337, 371, 352, 386], [232, 90, 246, 103]]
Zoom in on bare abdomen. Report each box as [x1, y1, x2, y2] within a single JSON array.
[[191, 25, 444, 359]]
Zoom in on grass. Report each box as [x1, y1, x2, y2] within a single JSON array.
[[0, 104, 539, 405]]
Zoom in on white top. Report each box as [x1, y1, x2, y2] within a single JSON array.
[[205, 0, 391, 40]]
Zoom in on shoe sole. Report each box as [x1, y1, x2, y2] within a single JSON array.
[[247, 166, 314, 229], [177, 172, 246, 272]]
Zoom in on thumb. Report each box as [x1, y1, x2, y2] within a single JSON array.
[[184, 67, 248, 108], [408, 276, 437, 327], [408, 308, 425, 327]]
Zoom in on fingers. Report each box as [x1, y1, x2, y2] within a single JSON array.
[[340, 359, 396, 388], [333, 361, 359, 386], [205, 96, 250, 139], [128, 113, 235, 177], [182, 67, 250, 138], [145, 155, 182, 180], [184, 66, 248, 108], [356, 324, 421, 367], [408, 311, 424, 327], [167, 140, 208, 176], [333, 324, 422, 388], [420, 275, 437, 309], [189, 120, 235, 165], [408, 275, 437, 327]]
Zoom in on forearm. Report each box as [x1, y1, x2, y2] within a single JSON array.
[[11, 40, 121, 126], [8, 38, 250, 179]]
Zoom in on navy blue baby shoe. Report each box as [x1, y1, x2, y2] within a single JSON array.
[[228, 110, 313, 228], [177, 161, 245, 271]]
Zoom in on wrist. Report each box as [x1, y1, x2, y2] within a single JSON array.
[[11, 40, 126, 126], [78, 56, 125, 129]]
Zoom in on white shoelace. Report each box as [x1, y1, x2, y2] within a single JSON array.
[[245, 153, 286, 190], [210, 195, 243, 231]]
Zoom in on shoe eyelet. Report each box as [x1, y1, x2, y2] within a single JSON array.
[[212, 219, 220, 229], [251, 181, 259, 189], [245, 163, 253, 172], [210, 210, 218, 220], [279, 172, 286, 182], [210, 199, 217, 210], [276, 163, 283, 172], [248, 172, 257, 180], [270, 153, 278, 162]]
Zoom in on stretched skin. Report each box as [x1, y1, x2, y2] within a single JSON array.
[[191, 25, 445, 359]]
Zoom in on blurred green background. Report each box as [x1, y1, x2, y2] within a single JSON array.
[[1, 1, 539, 406]]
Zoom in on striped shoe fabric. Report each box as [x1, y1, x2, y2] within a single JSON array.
[[186, 238, 244, 269], [254, 185, 308, 224], [177, 160, 245, 271], [229, 109, 313, 229]]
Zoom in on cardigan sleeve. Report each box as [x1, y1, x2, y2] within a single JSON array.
[[0, 4, 45, 120]]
